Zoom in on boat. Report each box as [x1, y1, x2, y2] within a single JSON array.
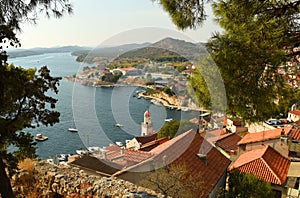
[[35, 133, 48, 141], [57, 154, 70, 162], [181, 107, 191, 112], [114, 123, 124, 127], [165, 118, 173, 122], [76, 149, 88, 155], [151, 99, 162, 106], [68, 128, 78, 132], [116, 141, 123, 146]]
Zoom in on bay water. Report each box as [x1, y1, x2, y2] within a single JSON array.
[[9, 52, 199, 159]]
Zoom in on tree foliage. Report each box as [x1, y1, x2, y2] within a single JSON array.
[[0, 64, 61, 197], [226, 170, 274, 198], [188, 0, 300, 122], [153, 0, 208, 30], [0, 1, 71, 197], [211, 0, 299, 122], [158, 120, 198, 139]]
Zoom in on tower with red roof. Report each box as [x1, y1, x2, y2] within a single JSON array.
[[141, 109, 154, 136]]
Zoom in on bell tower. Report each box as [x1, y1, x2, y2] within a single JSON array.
[[141, 109, 154, 136]]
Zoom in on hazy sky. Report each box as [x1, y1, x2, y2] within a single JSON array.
[[17, 0, 222, 48]]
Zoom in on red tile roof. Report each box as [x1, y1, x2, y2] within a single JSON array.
[[139, 137, 170, 151], [237, 126, 292, 145], [124, 149, 153, 166], [118, 130, 231, 195], [288, 127, 300, 141], [289, 109, 300, 116], [135, 133, 157, 145], [230, 146, 290, 185], [213, 133, 242, 152]]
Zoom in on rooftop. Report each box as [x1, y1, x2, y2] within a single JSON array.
[[230, 146, 290, 185], [237, 126, 292, 145], [288, 127, 300, 141], [135, 133, 157, 145], [289, 109, 300, 116]]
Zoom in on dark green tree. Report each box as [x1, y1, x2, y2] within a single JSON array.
[[207, 0, 300, 122], [226, 170, 274, 198], [152, 0, 207, 30], [158, 120, 198, 139], [0, 1, 72, 197]]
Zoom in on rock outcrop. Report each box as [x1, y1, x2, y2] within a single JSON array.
[[12, 160, 164, 198]]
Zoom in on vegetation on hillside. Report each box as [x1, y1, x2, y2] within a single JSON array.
[[157, 120, 198, 139]]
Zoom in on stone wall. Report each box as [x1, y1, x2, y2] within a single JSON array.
[[12, 160, 164, 198]]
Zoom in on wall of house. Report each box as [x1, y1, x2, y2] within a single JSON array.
[[125, 139, 140, 149], [242, 139, 289, 157], [288, 113, 300, 122], [209, 171, 227, 198]]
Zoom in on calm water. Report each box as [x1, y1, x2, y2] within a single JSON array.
[[9, 52, 199, 159]]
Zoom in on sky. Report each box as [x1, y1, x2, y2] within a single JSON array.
[[17, 0, 222, 49]]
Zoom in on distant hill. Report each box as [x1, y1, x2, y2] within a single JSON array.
[[7, 46, 92, 58], [72, 43, 151, 63], [150, 37, 207, 60], [71, 37, 207, 65], [117, 37, 207, 61]]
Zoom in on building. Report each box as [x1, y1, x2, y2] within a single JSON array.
[[237, 126, 292, 157], [230, 146, 291, 197], [141, 109, 154, 136], [114, 129, 231, 197], [125, 133, 157, 150], [288, 109, 300, 122]]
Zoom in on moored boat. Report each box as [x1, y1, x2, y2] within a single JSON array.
[[35, 133, 48, 141], [68, 128, 78, 132]]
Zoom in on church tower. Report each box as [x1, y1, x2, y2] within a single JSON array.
[[141, 109, 154, 136]]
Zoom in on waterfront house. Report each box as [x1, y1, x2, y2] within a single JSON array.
[[230, 146, 291, 197]]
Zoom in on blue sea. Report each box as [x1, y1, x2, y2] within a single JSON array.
[[9, 52, 199, 159]]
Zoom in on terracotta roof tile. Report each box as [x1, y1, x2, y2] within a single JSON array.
[[237, 126, 292, 145], [135, 133, 157, 145], [214, 133, 242, 152], [150, 130, 231, 193], [289, 109, 300, 116], [288, 127, 300, 141], [124, 150, 153, 165], [230, 146, 290, 185], [139, 137, 170, 151]]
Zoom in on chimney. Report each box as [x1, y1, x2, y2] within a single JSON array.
[[281, 128, 285, 136], [197, 153, 207, 165], [120, 147, 124, 155], [102, 150, 107, 160]]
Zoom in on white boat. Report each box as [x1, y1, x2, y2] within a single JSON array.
[[76, 149, 88, 155], [57, 154, 70, 162], [35, 133, 48, 141], [165, 118, 173, 122], [68, 128, 78, 132], [114, 123, 124, 127], [181, 107, 190, 112], [151, 99, 162, 106], [116, 141, 123, 146]]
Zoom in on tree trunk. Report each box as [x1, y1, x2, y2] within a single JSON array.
[[0, 158, 15, 198]]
